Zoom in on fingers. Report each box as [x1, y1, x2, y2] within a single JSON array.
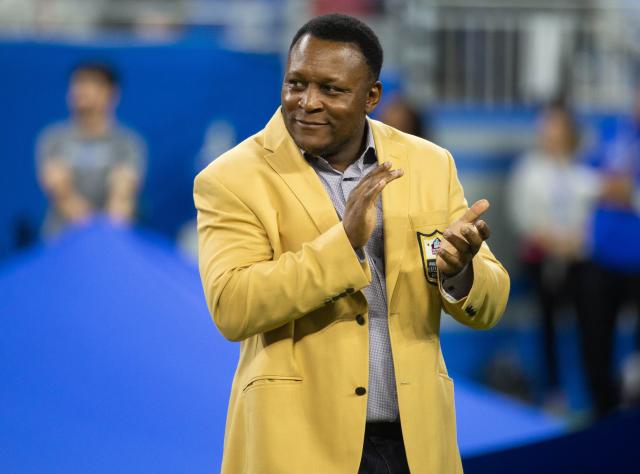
[[342, 161, 404, 249], [364, 169, 403, 198], [475, 219, 491, 241], [436, 247, 464, 276], [440, 226, 475, 276], [361, 162, 402, 184], [361, 162, 403, 201], [459, 199, 490, 223], [361, 161, 393, 182], [444, 222, 487, 253], [346, 162, 403, 211], [439, 219, 491, 276], [460, 223, 484, 252], [442, 229, 472, 256]]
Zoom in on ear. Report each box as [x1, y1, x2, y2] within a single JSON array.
[[365, 81, 382, 114]]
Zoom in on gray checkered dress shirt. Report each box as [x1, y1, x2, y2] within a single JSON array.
[[304, 126, 399, 422]]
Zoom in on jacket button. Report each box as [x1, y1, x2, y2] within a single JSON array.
[[346, 287, 355, 294], [355, 386, 367, 396], [356, 314, 365, 325]]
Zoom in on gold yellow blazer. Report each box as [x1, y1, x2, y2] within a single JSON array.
[[194, 109, 509, 473]]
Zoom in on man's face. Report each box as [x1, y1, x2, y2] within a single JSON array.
[[68, 70, 116, 116], [281, 34, 381, 157]]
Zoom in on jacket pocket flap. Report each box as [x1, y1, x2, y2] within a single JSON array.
[[242, 375, 303, 393]]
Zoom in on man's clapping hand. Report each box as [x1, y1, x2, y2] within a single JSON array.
[[342, 161, 403, 249], [437, 199, 491, 277]]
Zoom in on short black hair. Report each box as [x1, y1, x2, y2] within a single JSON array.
[[289, 13, 383, 81], [70, 61, 119, 88]]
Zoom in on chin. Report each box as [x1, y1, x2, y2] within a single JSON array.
[[294, 136, 331, 157], [283, 116, 333, 156]]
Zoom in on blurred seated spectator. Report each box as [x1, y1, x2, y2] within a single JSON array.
[[507, 101, 599, 409], [313, 0, 383, 16], [377, 94, 431, 139], [580, 87, 640, 417], [36, 62, 146, 237]]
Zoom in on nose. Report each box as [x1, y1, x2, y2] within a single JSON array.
[[299, 84, 322, 112]]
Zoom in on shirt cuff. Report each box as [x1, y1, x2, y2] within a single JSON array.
[[440, 264, 473, 303]]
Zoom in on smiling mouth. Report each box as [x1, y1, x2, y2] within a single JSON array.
[[295, 119, 328, 127]]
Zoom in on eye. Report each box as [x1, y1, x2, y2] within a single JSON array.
[[322, 84, 343, 94], [287, 79, 305, 91]]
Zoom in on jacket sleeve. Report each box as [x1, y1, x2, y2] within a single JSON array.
[[194, 172, 372, 341], [438, 150, 510, 329]]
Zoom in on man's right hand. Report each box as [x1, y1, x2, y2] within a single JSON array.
[[342, 161, 403, 249]]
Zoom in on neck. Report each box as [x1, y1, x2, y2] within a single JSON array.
[[75, 111, 110, 137], [322, 121, 368, 172]]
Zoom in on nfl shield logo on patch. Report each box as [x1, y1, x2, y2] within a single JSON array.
[[417, 231, 443, 285], [430, 238, 441, 256]]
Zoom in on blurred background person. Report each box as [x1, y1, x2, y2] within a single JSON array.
[[579, 85, 640, 417], [36, 62, 146, 237], [377, 93, 431, 139], [507, 101, 600, 410], [312, 0, 383, 16]]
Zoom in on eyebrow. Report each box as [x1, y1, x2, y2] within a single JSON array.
[[286, 70, 345, 85]]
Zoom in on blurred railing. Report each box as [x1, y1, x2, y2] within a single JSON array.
[[386, 0, 640, 109], [0, 0, 289, 51], [2, 0, 640, 109]]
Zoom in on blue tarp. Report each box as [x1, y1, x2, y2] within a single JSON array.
[[464, 408, 640, 473], [0, 221, 566, 472], [0, 219, 237, 473], [455, 379, 564, 456]]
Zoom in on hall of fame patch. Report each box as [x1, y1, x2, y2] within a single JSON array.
[[417, 230, 443, 285]]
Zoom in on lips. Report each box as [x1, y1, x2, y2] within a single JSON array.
[[295, 118, 328, 128]]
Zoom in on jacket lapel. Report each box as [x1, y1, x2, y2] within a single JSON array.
[[370, 119, 409, 306], [263, 111, 409, 307], [263, 109, 340, 234]]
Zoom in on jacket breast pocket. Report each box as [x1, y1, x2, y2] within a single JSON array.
[[410, 210, 448, 230]]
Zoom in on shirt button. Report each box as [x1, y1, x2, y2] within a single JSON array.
[[355, 314, 366, 325], [355, 386, 367, 396]]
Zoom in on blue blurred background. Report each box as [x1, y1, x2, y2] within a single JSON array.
[[2, 0, 640, 472]]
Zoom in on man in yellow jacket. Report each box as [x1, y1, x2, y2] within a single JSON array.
[[194, 13, 509, 474]]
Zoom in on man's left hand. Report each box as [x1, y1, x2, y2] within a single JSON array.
[[436, 199, 491, 277]]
